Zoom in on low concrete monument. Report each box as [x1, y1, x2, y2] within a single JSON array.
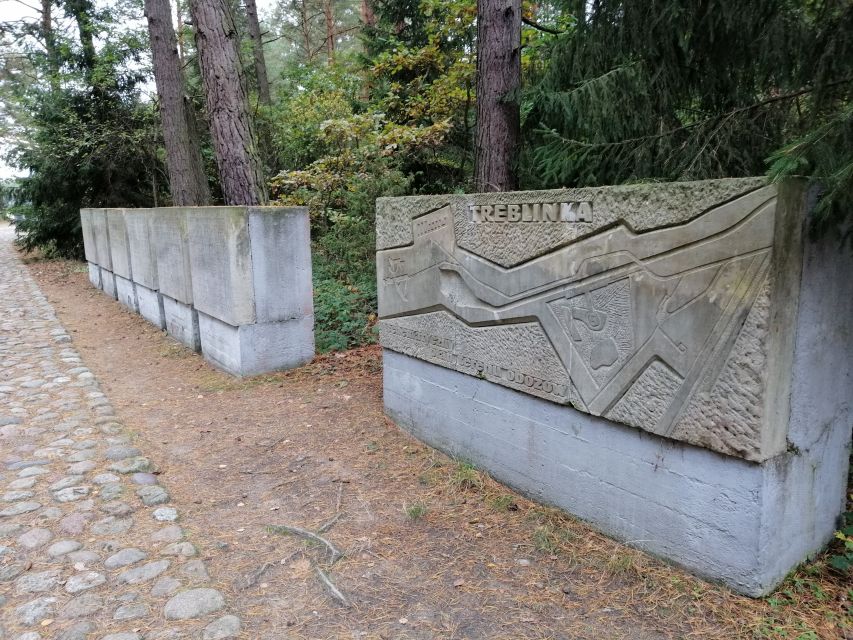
[[80, 209, 101, 290], [87, 209, 117, 299], [125, 209, 165, 329], [149, 209, 200, 351], [80, 206, 315, 377], [186, 207, 314, 376], [107, 210, 138, 314], [377, 178, 853, 596]]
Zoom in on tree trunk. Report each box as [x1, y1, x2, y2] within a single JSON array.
[[64, 0, 97, 73], [189, 0, 268, 205], [298, 0, 313, 61], [358, 0, 375, 101], [144, 0, 210, 206], [244, 0, 271, 105], [175, 0, 185, 65], [41, 0, 59, 90], [474, 0, 521, 192], [359, 0, 375, 28], [322, 0, 335, 64]]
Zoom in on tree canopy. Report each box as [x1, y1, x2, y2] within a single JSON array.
[[1, 0, 850, 347]]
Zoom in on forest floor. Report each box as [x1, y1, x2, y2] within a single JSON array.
[[21, 245, 852, 640]]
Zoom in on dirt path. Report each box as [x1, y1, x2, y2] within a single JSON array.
[[19, 241, 851, 639]]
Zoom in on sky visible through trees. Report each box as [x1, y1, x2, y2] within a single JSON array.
[[0, 0, 850, 348]]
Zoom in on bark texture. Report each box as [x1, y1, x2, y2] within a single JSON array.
[[144, 0, 210, 206], [244, 0, 271, 105], [360, 0, 375, 27], [65, 0, 97, 72], [41, 0, 59, 90], [322, 0, 335, 64], [474, 0, 521, 192], [189, 0, 268, 205]]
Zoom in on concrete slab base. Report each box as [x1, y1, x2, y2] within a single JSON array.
[[115, 275, 138, 313], [136, 284, 165, 330], [383, 349, 850, 597], [87, 262, 100, 289], [101, 270, 117, 300], [162, 295, 200, 352], [198, 312, 314, 377]]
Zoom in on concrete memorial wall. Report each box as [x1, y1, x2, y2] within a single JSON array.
[[80, 206, 315, 377], [376, 178, 853, 596]]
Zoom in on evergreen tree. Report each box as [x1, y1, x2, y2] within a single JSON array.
[[4, 0, 165, 257], [526, 0, 852, 244]]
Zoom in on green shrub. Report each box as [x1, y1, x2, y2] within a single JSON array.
[[312, 245, 378, 353]]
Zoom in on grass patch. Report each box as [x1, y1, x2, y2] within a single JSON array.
[[449, 460, 485, 492], [405, 502, 428, 520], [489, 494, 518, 512]]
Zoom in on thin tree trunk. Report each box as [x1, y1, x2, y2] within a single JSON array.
[[244, 0, 271, 105], [474, 0, 521, 192], [144, 0, 210, 206], [175, 0, 185, 65], [358, 0, 375, 101], [64, 0, 97, 73], [189, 0, 268, 205], [322, 0, 335, 64], [359, 0, 375, 27], [41, 0, 59, 90], [298, 0, 313, 61]]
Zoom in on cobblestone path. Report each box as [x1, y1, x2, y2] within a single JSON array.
[[0, 226, 241, 640]]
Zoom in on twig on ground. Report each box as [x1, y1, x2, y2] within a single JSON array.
[[315, 566, 351, 607], [335, 482, 344, 512], [268, 524, 344, 563], [238, 561, 274, 590], [318, 512, 343, 534]]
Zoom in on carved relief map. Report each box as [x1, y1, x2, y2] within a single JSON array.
[[377, 180, 784, 461]]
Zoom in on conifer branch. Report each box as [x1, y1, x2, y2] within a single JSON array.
[[540, 77, 853, 151], [522, 17, 563, 35]]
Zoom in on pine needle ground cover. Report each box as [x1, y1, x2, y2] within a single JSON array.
[[25, 251, 853, 640]]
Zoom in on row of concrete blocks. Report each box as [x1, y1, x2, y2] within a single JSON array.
[[80, 207, 315, 377]]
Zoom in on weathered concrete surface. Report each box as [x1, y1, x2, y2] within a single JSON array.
[[185, 207, 313, 326], [124, 209, 158, 290], [377, 179, 801, 462], [184, 207, 315, 375], [184, 207, 254, 325], [90, 209, 112, 271], [101, 270, 117, 300], [162, 296, 200, 352], [197, 312, 314, 377], [106, 211, 133, 280], [376, 177, 766, 264], [246, 208, 313, 323], [378, 179, 852, 596], [114, 275, 138, 314], [81, 206, 314, 376], [136, 284, 165, 330], [80, 210, 97, 265], [0, 224, 239, 638], [87, 263, 101, 289], [149, 210, 193, 305]]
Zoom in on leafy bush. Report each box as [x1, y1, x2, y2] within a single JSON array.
[[312, 241, 378, 353]]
